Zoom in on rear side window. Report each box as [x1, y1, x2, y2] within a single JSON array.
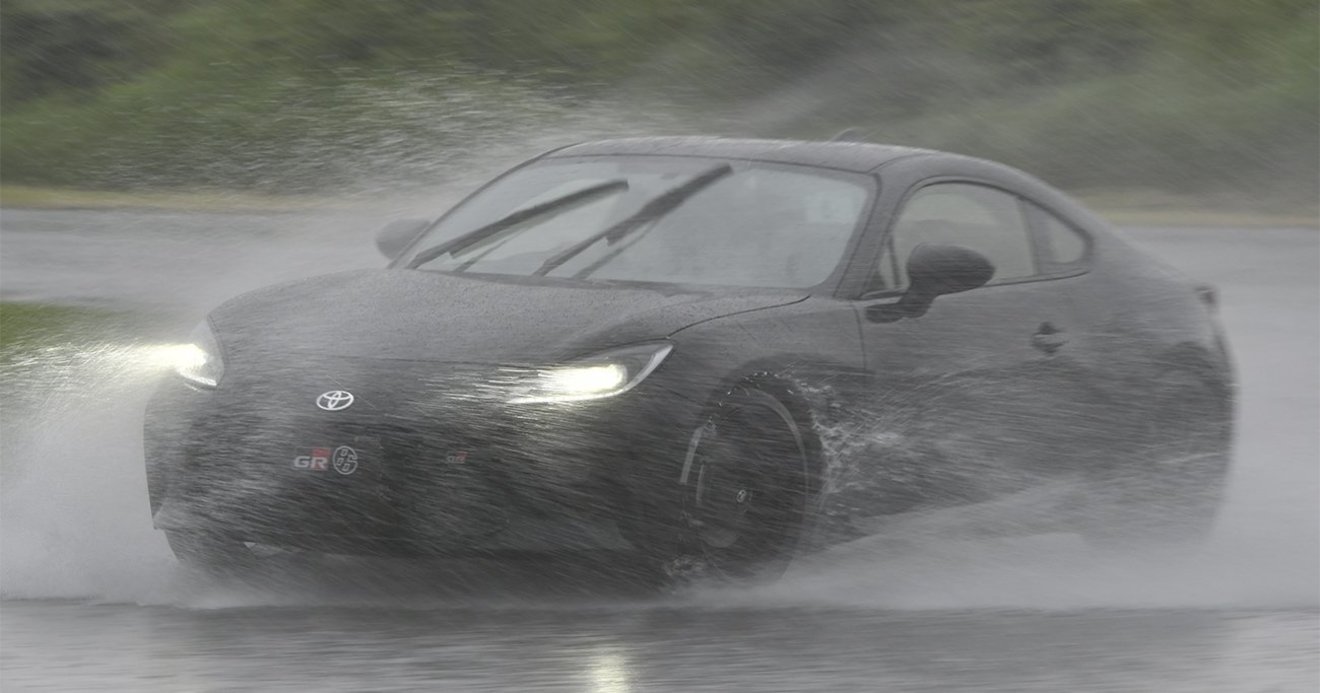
[[881, 183, 1036, 290], [1027, 203, 1090, 269]]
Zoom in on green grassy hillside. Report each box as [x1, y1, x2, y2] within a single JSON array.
[[2, 0, 1315, 201]]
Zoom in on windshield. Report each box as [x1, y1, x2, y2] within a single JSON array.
[[402, 157, 874, 289]]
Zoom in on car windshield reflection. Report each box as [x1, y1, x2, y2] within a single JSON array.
[[404, 157, 873, 289]]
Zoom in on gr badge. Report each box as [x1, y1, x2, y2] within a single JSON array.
[[292, 445, 357, 474], [293, 447, 331, 471]]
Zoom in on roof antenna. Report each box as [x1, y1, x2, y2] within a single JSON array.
[[830, 128, 866, 142]]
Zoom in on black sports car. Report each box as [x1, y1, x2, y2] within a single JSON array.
[[146, 137, 1235, 581]]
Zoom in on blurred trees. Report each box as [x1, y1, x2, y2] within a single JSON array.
[[1, 0, 1315, 196], [0, 0, 181, 103]]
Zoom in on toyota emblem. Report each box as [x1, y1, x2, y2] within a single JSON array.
[[316, 390, 355, 411]]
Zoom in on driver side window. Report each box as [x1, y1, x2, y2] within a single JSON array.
[[873, 183, 1036, 292]]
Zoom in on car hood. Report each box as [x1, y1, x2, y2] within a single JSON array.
[[208, 269, 805, 364]]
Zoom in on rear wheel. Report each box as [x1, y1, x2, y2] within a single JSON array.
[[1079, 356, 1233, 548], [1081, 446, 1229, 549], [660, 385, 814, 583]]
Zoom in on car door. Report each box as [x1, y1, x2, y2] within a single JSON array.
[[1018, 197, 1179, 477], [833, 180, 1092, 530]]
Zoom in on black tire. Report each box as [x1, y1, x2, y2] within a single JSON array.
[[1079, 355, 1233, 549], [166, 529, 255, 576], [658, 384, 815, 583], [1081, 448, 1230, 549]]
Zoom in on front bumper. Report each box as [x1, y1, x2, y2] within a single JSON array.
[[144, 359, 702, 556]]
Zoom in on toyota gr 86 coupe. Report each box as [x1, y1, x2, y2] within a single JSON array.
[[145, 137, 1235, 581]]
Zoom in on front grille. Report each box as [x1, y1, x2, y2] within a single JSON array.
[[180, 412, 512, 544], [170, 354, 613, 547]]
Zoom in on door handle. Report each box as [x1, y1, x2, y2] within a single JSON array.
[[1031, 322, 1068, 355]]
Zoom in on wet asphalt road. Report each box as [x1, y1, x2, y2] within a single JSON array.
[[1, 208, 1317, 691], [2, 601, 1314, 692]]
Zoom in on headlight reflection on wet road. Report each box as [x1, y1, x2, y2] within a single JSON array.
[[587, 646, 634, 693]]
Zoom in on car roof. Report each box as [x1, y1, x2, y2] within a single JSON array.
[[546, 137, 935, 173]]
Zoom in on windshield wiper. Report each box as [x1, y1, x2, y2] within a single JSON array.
[[533, 163, 733, 277], [405, 179, 628, 269]]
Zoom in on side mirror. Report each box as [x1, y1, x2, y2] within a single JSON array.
[[869, 243, 995, 322], [375, 218, 431, 260]]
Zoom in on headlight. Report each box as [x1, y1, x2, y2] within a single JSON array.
[[509, 342, 673, 404], [173, 320, 225, 388]]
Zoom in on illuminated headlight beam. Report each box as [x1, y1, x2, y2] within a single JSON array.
[[509, 342, 672, 404], [158, 321, 225, 388]]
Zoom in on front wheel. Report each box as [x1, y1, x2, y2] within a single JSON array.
[[660, 385, 815, 583], [165, 530, 254, 576]]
